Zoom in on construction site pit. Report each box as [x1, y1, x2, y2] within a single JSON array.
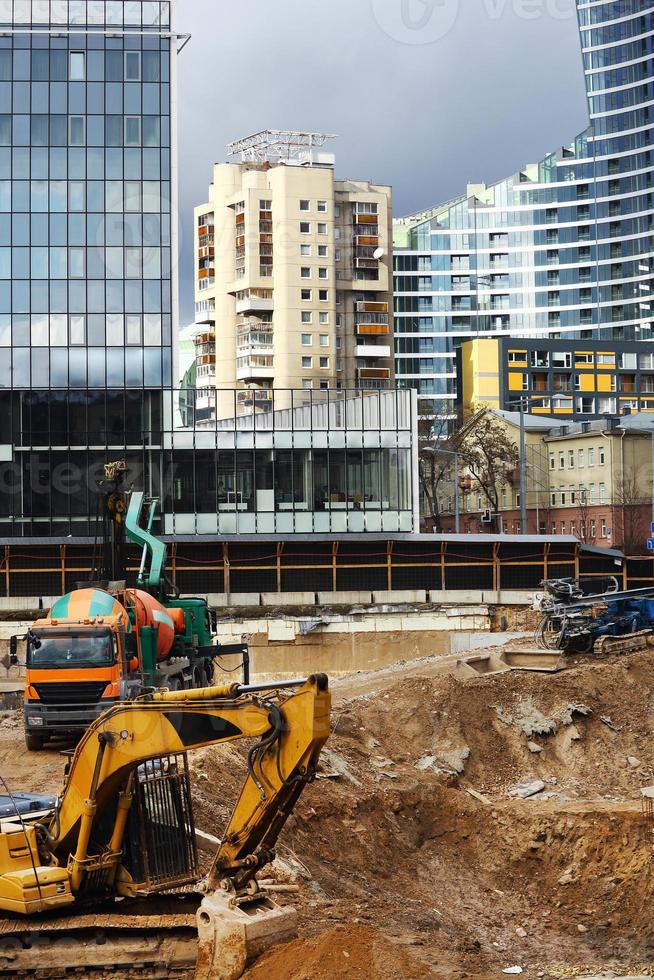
[[1, 641, 654, 978]]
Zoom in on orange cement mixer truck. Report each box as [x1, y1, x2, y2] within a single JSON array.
[[17, 492, 248, 750]]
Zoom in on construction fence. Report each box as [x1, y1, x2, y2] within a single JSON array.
[[0, 535, 629, 600]]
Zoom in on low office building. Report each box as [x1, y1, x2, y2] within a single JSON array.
[[457, 338, 654, 421], [0, 387, 417, 538], [192, 130, 394, 420], [439, 409, 653, 553]]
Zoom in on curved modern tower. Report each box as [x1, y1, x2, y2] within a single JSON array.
[[394, 0, 654, 419]]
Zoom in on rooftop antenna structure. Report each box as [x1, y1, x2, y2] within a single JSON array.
[[227, 130, 338, 166]]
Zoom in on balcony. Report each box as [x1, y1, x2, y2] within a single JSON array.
[[354, 235, 379, 248], [357, 367, 391, 380], [198, 268, 215, 281], [356, 301, 388, 314], [355, 213, 378, 224], [357, 323, 389, 336], [355, 344, 391, 358], [235, 293, 274, 315], [237, 388, 274, 410], [195, 301, 216, 325], [237, 364, 275, 382]]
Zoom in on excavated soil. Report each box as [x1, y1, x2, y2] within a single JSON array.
[[190, 651, 654, 979], [2, 650, 654, 977]]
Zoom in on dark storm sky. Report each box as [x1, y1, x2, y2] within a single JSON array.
[[176, 0, 588, 324]]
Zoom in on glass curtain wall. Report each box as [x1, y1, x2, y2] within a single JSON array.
[[394, 0, 654, 420]]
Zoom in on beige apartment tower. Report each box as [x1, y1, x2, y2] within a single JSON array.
[[191, 131, 394, 418]]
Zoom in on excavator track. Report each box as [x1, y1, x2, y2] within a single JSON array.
[[0, 901, 200, 977], [594, 628, 654, 657]]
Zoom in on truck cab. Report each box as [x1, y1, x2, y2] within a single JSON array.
[[23, 608, 132, 750]]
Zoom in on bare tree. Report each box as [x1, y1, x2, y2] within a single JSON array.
[[456, 409, 520, 520], [417, 403, 459, 532], [614, 470, 649, 555], [576, 488, 590, 544]]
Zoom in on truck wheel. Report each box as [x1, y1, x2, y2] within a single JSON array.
[[192, 666, 204, 690], [168, 677, 182, 692], [25, 731, 45, 751]]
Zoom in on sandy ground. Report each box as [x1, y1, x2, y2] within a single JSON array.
[[3, 647, 654, 978]]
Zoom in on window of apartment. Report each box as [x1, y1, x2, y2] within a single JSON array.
[[589, 483, 596, 504], [301, 289, 311, 301], [335, 337, 342, 351], [571, 520, 577, 535], [560, 521, 566, 535], [302, 379, 312, 390], [260, 199, 272, 210], [69, 115, 85, 146], [319, 356, 329, 369], [599, 482, 606, 504], [551, 521, 557, 534], [301, 334, 312, 346], [588, 448, 595, 466], [69, 51, 85, 80], [334, 227, 341, 240], [319, 379, 330, 390], [336, 292, 342, 306], [300, 267, 311, 279], [319, 312, 329, 325], [599, 446, 605, 465], [317, 200, 327, 212], [560, 490, 566, 505], [334, 204, 341, 217], [300, 222, 310, 234], [301, 312, 312, 324], [570, 489, 577, 504], [124, 51, 141, 81], [336, 357, 343, 371], [578, 449, 584, 467], [300, 200, 310, 212], [501, 488, 507, 508], [300, 245, 311, 256], [317, 223, 327, 235], [319, 334, 329, 346], [302, 356, 312, 369], [335, 248, 341, 262], [559, 453, 565, 470], [568, 450, 575, 468], [600, 518, 607, 538], [318, 245, 328, 257], [319, 289, 329, 301], [549, 455, 555, 470], [318, 267, 328, 280]]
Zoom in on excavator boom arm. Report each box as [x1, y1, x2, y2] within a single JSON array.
[[50, 675, 331, 895]]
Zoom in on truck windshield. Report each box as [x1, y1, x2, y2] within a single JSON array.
[[27, 631, 115, 668]]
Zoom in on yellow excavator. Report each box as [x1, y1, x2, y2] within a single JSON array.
[[0, 674, 331, 979]]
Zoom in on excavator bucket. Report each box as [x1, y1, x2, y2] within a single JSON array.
[[195, 890, 297, 980]]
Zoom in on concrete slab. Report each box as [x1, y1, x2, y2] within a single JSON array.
[[372, 590, 427, 605], [261, 593, 316, 607], [268, 621, 297, 642], [0, 598, 40, 612], [208, 593, 262, 608], [317, 591, 373, 606], [428, 590, 485, 605]]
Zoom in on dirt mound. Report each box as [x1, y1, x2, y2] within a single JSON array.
[[242, 925, 432, 980], [191, 651, 654, 977]]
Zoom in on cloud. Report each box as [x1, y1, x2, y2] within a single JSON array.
[[176, 0, 586, 324]]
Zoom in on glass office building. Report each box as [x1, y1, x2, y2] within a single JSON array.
[[0, 0, 175, 391], [394, 0, 654, 419], [0, 387, 418, 536]]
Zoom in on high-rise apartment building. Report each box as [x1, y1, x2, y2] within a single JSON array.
[[394, 1, 654, 421], [0, 0, 177, 392], [192, 130, 393, 419]]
